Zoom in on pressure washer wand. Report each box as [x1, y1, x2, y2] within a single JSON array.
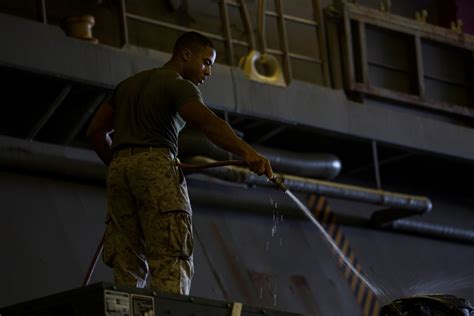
[[178, 159, 288, 191], [269, 175, 289, 192]]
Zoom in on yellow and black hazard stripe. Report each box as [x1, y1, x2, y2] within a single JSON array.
[[306, 193, 381, 316]]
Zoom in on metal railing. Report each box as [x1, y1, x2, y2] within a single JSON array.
[[340, 2, 474, 118], [117, 0, 329, 86], [29, 0, 329, 85]]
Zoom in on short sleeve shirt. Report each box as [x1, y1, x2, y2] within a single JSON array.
[[110, 66, 203, 156]]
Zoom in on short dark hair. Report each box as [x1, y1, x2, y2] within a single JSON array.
[[173, 31, 214, 54]]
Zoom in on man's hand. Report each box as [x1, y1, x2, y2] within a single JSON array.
[[178, 100, 274, 179], [243, 149, 273, 179]]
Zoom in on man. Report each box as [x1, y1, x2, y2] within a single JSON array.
[[87, 31, 273, 295]]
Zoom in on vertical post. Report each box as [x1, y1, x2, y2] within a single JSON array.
[[118, 0, 129, 47], [219, 0, 235, 65], [257, 0, 267, 54], [64, 92, 108, 145], [469, 51, 474, 107], [36, 0, 47, 24], [224, 112, 234, 160], [28, 85, 72, 141], [275, 0, 292, 84], [342, 7, 355, 89], [414, 35, 425, 99], [358, 21, 368, 84], [238, 0, 256, 50], [371, 140, 382, 190], [311, 0, 330, 86]]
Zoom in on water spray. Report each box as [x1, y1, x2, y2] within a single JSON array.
[[84, 158, 384, 303], [267, 172, 385, 300], [176, 159, 473, 315]]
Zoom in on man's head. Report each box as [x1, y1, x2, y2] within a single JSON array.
[[172, 31, 216, 86]]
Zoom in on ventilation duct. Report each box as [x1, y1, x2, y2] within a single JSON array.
[[2, 136, 472, 244], [184, 156, 431, 214], [178, 130, 342, 180]]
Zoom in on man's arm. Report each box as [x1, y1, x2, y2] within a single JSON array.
[[178, 100, 273, 179], [87, 100, 114, 166]]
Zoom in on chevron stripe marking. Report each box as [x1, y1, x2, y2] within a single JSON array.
[[322, 206, 332, 224], [304, 193, 382, 316], [327, 220, 337, 236], [334, 229, 343, 249], [307, 194, 318, 210], [338, 239, 350, 267], [371, 300, 381, 316], [357, 282, 367, 304], [345, 252, 356, 279], [363, 290, 374, 316], [315, 196, 326, 218], [351, 263, 362, 291]]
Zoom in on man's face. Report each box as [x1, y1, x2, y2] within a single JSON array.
[[182, 45, 216, 86]]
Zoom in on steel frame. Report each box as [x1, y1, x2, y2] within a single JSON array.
[[341, 2, 474, 118], [118, 0, 328, 85]]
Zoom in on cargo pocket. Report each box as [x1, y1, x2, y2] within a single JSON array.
[[168, 213, 193, 260]]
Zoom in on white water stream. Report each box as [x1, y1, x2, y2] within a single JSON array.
[[284, 189, 387, 300]]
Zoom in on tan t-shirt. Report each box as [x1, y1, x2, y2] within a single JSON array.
[[110, 66, 203, 156]]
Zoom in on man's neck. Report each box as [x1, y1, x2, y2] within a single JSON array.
[[163, 59, 183, 76]]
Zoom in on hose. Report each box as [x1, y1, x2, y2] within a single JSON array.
[[178, 159, 288, 191]]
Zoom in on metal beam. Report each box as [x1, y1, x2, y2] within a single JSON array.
[[186, 156, 432, 214], [219, 0, 235, 65], [27, 84, 72, 141], [414, 35, 425, 98], [238, 0, 256, 50], [64, 92, 108, 145], [254, 125, 286, 144], [352, 83, 474, 118], [118, 0, 129, 47], [311, 0, 330, 85], [371, 140, 381, 189], [274, 0, 292, 83], [344, 2, 474, 50]]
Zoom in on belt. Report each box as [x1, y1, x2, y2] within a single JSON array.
[[113, 146, 171, 158]]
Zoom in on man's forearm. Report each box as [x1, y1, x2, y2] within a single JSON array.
[[177, 100, 273, 178], [86, 101, 114, 165], [202, 118, 256, 159], [89, 132, 113, 166]]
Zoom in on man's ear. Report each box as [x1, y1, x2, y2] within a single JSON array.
[[181, 48, 191, 61]]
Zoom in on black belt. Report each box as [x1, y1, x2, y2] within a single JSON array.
[[113, 147, 171, 158]]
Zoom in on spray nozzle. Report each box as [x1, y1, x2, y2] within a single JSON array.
[[270, 175, 288, 191]]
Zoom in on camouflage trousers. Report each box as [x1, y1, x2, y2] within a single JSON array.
[[103, 147, 194, 295]]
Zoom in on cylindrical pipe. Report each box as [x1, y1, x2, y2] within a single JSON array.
[[3, 137, 470, 244], [0, 136, 429, 213], [387, 219, 474, 244], [238, 0, 256, 50], [257, 0, 267, 54], [0, 135, 107, 183], [118, 0, 129, 47], [184, 156, 432, 214], [178, 130, 342, 179], [188, 178, 473, 245]]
